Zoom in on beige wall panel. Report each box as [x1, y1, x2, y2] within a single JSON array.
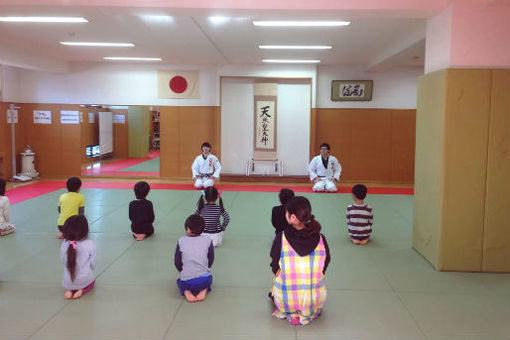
[[483, 69, 510, 272], [350, 110, 392, 181], [309, 108, 317, 161], [439, 69, 491, 271], [214, 106, 221, 162], [160, 106, 180, 177], [128, 106, 150, 158], [0, 102, 11, 178], [24, 104, 63, 177], [110, 109, 129, 159], [413, 70, 447, 269], [391, 110, 416, 182], [178, 107, 216, 177], [80, 109, 99, 163], [315, 108, 415, 182], [60, 104, 82, 176], [316, 108, 354, 178]]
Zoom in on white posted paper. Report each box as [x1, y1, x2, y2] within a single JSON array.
[[60, 110, 80, 124], [33, 110, 52, 124]]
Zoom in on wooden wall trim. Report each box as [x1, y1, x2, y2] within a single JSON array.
[[314, 108, 415, 183]]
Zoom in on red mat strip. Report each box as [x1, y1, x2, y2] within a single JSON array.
[[6, 182, 66, 204], [7, 181, 413, 204], [81, 151, 160, 175]]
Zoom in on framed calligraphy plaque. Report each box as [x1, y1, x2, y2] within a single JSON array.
[[331, 80, 373, 101], [254, 95, 277, 152]]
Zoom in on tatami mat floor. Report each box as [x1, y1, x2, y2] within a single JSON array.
[[0, 181, 508, 340]]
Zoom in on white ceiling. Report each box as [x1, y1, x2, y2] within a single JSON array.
[[0, 6, 426, 70]]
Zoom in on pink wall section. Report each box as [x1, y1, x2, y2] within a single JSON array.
[[450, 1, 510, 68], [2, 0, 448, 12], [426, 0, 510, 72]]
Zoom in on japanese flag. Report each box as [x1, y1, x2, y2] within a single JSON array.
[[158, 70, 200, 99]]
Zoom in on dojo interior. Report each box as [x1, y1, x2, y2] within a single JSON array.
[[0, 1, 509, 340]]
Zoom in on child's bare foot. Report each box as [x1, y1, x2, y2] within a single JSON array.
[[64, 290, 73, 299], [72, 289, 83, 299], [57, 231, 64, 239], [195, 289, 207, 301], [135, 233, 146, 241], [359, 239, 369, 245], [184, 290, 197, 302]]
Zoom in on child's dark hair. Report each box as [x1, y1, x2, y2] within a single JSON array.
[[285, 196, 321, 234], [197, 186, 224, 212], [66, 177, 82, 192], [134, 181, 150, 199], [279, 188, 295, 205], [0, 178, 6, 196], [352, 184, 368, 200], [201, 142, 211, 149], [63, 215, 89, 282], [319, 143, 330, 150], [185, 214, 205, 235]]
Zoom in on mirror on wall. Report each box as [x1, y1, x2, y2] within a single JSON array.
[[81, 105, 160, 178]]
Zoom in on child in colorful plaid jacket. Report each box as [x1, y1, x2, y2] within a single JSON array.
[[269, 196, 331, 325]]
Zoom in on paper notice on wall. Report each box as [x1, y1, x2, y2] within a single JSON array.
[[113, 114, 125, 124], [33, 110, 52, 124], [88, 112, 95, 123], [7, 109, 18, 124], [60, 110, 80, 124]]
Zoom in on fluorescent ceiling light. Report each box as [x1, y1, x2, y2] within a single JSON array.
[[253, 21, 350, 27], [0, 16, 88, 23], [208, 16, 230, 25], [259, 45, 332, 50], [104, 57, 162, 61], [262, 59, 321, 63], [61, 42, 134, 47], [139, 15, 174, 24]]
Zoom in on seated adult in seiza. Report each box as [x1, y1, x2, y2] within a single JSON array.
[[308, 143, 342, 192], [191, 142, 222, 189]]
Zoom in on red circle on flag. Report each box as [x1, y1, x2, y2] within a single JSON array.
[[169, 76, 188, 93]]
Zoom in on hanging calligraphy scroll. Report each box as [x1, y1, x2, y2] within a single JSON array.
[[253, 83, 277, 160]]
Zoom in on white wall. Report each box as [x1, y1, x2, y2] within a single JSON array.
[[1, 65, 21, 102], [1, 63, 219, 106], [2, 63, 421, 109], [221, 78, 310, 175], [219, 64, 316, 106], [317, 65, 423, 109]]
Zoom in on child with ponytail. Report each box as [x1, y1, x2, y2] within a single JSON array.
[[195, 186, 229, 247], [269, 196, 331, 325], [60, 215, 96, 299]]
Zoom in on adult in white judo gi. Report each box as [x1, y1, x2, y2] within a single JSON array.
[[308, 143, 342, 192], [191, 142, 222, 188]]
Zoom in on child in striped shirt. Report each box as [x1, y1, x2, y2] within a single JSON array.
[[195, 186, 230, 247], [346, 184, 374, 245]]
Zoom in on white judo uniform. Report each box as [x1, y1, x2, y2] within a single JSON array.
[[308, 155, 342, 192], [191, 154, 222, 188]]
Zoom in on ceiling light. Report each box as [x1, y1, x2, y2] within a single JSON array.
[[208, 16, 230, 25], [259, 45, 332, 50], [0, 16, 88, 23], [139, 15, 174, 24], [253, 21, 350, 27], [262, 59, 321, 63], [104, 57, 162, 61], [61, 42, 134, 47]]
